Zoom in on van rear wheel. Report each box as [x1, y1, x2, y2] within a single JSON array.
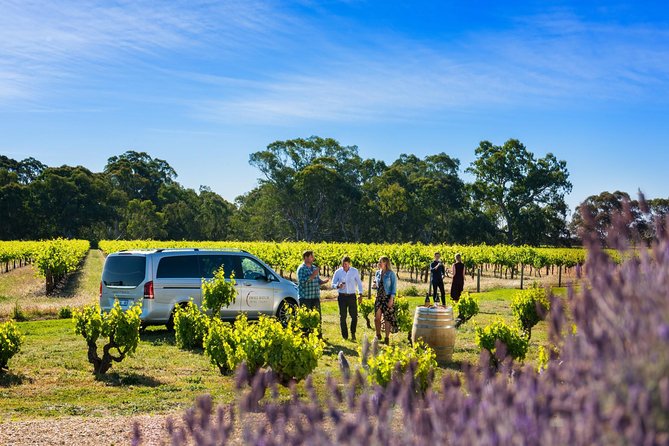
[[277, 298, 298, 327]]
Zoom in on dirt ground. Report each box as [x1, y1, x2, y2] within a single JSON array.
[[0, 410, 281, 446], [0, 414, 171, 446]]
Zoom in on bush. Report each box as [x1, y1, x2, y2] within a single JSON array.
[[202, 267, 236, 318], [58, 306, 73, 319], [394, 296, 414, 344], [365, 340, 436, 394], [359, 298, 375, 329], [394, 297, 412, 332], [203, 318, 236, 375], [0, 320, 23, 371], [475, 319, 529, 366], [203, 312, 324, 385], [510, 284, 550, 339], [292, 306, 320, 336], [403, 285, 420, 296], [74, 301, 142, 375], [174, 301, 209, 350], [454, 291, 479, 328], [11, 302, 27, 322], [266, 324, 324, 386], [230, 315, 282, 379]]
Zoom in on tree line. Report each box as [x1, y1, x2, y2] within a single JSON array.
[[1, 137, 665, 245]]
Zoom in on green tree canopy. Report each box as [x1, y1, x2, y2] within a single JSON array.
[[104, 151, 177, 203], [467, 139, 572, 245]]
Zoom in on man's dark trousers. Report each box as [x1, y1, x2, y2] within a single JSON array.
[[432, 280, 446, 305], [337, 293, 358, 340]]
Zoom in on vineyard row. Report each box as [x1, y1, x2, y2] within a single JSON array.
[[0, 239, 89, 293], [98, 240, 589, 279]]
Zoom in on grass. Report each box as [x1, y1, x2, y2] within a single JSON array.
[[0, 286, 566, 421]]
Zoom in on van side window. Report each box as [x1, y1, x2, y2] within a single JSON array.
[[240, 257, 269, 281], [156, 255, 200, 279], [199, 255, 240, 279]]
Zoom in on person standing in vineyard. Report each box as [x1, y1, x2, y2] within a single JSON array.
[[297, 250, 329, 336], [372, 256, 398, 345], [450, 253, 465, 302], [428, 252, 446, 305], [332, 256, 364, 341]]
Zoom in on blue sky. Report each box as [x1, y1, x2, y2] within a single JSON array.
[[1, 0, 668, 214]]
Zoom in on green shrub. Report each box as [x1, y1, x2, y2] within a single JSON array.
[[292, 306, 320, 336], [475, 319, 529, 367], [74, 302, 142, 375], [511, 285, 550, 339], [58, 306, 73, 319], [537, 345, 549, 373], [203, 318, 237, 375], [403, 285, 420, 296], [11, 302, 27, 322], [366, 341, 436, 394], [174, 301, 209, 350], [202, 267, 236, 318], [394, 296, 414, 343], [266, 324, 324, 386], [454, 292, 479, 328], [204, 313, 324, 385], [394, 297, 412, 332], [359, 298, 374, 329], [230, 315, 282, 379], [0, 320, 24, 371]]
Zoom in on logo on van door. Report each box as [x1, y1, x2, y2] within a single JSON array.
[[245, 291, 271, 306]]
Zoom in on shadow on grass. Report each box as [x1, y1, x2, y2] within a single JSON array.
[[0, 370, 33, 387], [140, 329, 176, 346], [323, 341, 358, 357], [96, 372, 163, 387], [50, 267, 86, 299], [438, 359, 468, 373]]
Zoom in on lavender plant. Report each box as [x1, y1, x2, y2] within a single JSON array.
[[138, 195, 669, 445]]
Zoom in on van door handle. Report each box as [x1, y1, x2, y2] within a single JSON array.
[[243, 282, 252, 286]]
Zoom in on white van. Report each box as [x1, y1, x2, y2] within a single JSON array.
[[99, 248, 299, 329]]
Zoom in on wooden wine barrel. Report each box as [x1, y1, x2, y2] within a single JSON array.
[[411, 306, 456, 364]]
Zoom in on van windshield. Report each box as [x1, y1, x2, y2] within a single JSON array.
[[103, 255, 146, 287]]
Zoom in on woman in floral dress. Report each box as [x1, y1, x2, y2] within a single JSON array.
[[372, 256, 398, 344]]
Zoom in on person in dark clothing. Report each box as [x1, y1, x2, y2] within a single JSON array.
[[428, 252, 446, 305], [450, 253, 465, 302]]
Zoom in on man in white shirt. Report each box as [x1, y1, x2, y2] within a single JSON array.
[[332, 255, 364, 341]]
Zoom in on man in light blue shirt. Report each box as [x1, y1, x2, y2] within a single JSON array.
[[332, 255, 364, 341]]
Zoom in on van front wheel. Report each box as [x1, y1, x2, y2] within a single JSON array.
[[277, 298, 298, 327], [165, 313, 175, 332]]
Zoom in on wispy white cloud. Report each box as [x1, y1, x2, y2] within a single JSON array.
[[193, 11, 669, 123], [0, 0, 289, 102], [2, 2, 669, 124]]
